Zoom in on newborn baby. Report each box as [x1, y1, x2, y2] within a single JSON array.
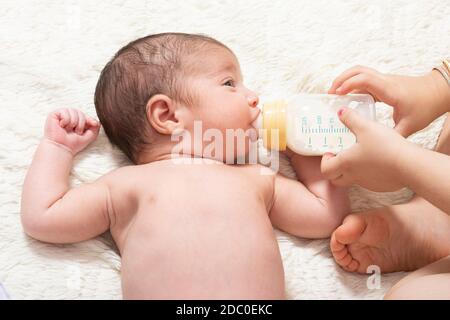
[[21, 33, 349, 299]]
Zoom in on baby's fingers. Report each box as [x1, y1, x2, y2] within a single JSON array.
[[76, 111, 86, 134], [82, 124, 100, 142], [56, 108, 71, 127], [86, 117, 100, 127], [67, 108, 79, 131]]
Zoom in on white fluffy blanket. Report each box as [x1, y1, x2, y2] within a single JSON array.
[[1, 0, 449, 299]]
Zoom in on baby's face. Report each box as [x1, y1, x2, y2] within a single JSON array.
[[180, 46, 260, 161]]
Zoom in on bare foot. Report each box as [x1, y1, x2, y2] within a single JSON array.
[[331, 114, 450, 273], [331, 198, 450, 273]]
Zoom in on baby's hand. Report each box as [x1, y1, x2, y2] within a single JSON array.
[[44, 108, 100, 155], [282, 147, 296, 160], [329, 65, 450, 137]]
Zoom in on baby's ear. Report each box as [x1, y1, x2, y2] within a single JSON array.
[[146, 94, 183, 135]]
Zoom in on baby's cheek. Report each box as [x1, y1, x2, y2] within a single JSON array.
[[223, 109, 247, 127], [201, 107, 246, 131]]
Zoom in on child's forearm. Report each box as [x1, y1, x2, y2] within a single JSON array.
[[21, 139, 74, 218], [398, 143, 450, 215]]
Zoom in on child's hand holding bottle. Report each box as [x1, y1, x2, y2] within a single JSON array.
[[328, 65, 450, 137]]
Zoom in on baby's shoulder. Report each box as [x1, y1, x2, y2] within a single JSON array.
[[239, 163, 277, 178], [99, 164, 157, 204], [101, 162, 172, 185], [98, 164, 151, 192], [236, 164, 277, 191], [237, 164, 276, 209], [101, 164, 138, 181]]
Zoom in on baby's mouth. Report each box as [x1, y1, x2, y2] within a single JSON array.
[[250, 107, 260, 124], [251, 108, 261, 123]]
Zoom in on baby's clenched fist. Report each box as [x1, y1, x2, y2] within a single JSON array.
[[44, 108, 100, 155]]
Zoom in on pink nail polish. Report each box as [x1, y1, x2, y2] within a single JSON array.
[[337, 108, 345, 117]]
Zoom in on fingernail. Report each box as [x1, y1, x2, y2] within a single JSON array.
[[337, 108, 346, 117]]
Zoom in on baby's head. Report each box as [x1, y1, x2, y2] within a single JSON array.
[[95, 32, 260, 164]]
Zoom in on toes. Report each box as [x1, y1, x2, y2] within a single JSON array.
[[332, 247, 348, 260], [346, 260, 360, 272], [331, 231, 352, 262], [337, 252, 353, 267], [330, 232, 345, 252], [335, 251, 360, 272], [331, 228, 361, 273], [334, 214, 367, 245]]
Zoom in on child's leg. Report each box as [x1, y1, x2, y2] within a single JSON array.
[[384, 255, 450, 300], [435, 113, 450, 154]]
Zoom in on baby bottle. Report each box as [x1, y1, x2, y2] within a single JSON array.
[[252, 94, 376, 155]]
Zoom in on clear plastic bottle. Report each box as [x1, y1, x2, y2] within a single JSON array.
[[252, 94, 376, 155]]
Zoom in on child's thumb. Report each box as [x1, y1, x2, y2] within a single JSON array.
[[337, 107, 367, 135]]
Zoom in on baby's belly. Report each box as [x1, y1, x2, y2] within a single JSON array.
[[119, 201, 285, 299]]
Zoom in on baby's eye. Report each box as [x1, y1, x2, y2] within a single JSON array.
[[223, 79, 235, 87]]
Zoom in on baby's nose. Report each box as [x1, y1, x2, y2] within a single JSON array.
[[248, 95, 259, 108]]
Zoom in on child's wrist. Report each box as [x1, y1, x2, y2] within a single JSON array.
[[393, 140, 418, 188], [42, 138, 75, 156]]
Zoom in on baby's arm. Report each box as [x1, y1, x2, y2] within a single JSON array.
[[21, 108, 110, 244], [269, 152, 349, 238]]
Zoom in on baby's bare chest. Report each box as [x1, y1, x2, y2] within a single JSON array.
[[110, 163, 275, 249]]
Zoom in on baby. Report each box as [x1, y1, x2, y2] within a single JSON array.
[[21, 33, 349, 299]]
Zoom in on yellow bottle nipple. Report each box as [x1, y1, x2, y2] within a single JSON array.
[[262, 100, 287, 151]]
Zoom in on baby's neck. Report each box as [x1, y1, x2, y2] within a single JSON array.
[[137, 149, 225, 166], [136, 142, 250, 166]]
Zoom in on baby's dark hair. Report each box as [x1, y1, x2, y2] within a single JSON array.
[[94, 32, 232, 163]]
